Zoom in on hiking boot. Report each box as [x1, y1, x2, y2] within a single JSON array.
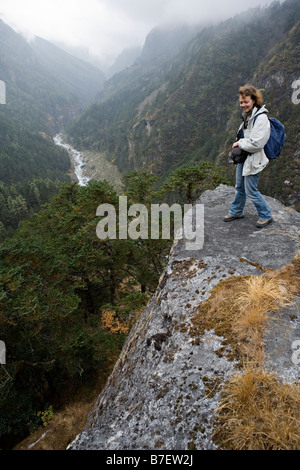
[[224, 214, 244, 222], [256, 218, 273, 228]]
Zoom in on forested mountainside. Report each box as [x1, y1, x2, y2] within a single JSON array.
[[0, 177, 173, 449], [0, 19, 105, 236], [30, 36, 105, 106], [0, 20, 85, 133], [0, 19, 106, 183], [0, 19, 77, 181], [105, 23, 201, 79], [68, 0, 300, 207]]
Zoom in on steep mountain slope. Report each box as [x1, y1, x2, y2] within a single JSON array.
[[68, 0, 300, 206], [0, 19, 109, 187], [0, 20, 80, 134], [0, 19, 79, 184], [67, 22, 206, 167], [30, 36, 105, 106], [138, 22, 204, 65], [106, 46, 142, 79]]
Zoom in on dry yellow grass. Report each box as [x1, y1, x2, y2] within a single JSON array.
[[16, 401, 94, 450], [213, 367, 300, 450], [14, 356, 119, 450], [192, 254, 300, 450], [232, 275, 293, 364], [235, 275, 291, 323], [192, 255, 299, 365]]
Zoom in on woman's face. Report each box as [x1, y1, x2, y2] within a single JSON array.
[[240, 95, 255, 114]]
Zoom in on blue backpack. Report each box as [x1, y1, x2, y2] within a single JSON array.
[[253, 111, 286, 160]]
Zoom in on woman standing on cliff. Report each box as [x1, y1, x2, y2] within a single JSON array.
[[224, 84, 273, 228]]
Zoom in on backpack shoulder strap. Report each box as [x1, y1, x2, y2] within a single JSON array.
[[253, 107, 268, 124]]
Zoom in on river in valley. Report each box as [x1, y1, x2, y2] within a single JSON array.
[[54, 133, 90, 186]]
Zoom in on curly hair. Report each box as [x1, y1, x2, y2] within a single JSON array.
[[239, 84, 264, 107]]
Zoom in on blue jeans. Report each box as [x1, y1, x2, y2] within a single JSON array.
[[229, 163, 272, 220]]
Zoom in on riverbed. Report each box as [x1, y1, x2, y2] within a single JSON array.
[[53, 134, 124, 193], [54, 133, 90, 186]]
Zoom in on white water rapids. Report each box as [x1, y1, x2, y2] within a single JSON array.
[[54, 133, 90, 186]]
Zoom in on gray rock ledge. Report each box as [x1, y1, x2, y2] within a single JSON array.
[[69, 185, 300, 451]]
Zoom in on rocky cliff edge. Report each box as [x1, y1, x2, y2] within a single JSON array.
[[69, 184, 300, 450]]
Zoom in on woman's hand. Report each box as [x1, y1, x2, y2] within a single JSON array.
[[232, 142, 239, 148]]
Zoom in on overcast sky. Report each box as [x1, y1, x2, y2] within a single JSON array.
[[0, 0, 279, 66]]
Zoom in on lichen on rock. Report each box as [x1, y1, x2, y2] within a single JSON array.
[[68, 185, 300, 451]]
